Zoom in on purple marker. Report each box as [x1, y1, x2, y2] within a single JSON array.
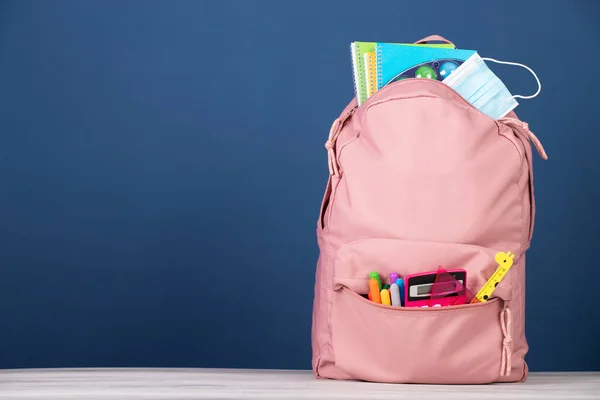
[[390, 272, 399, 285]]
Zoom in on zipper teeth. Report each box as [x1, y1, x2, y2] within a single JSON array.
[[341, 286, 500, 313], [335, 78, 500, 174], [511, 129, 535, 242], [359, 78, 487, 119]]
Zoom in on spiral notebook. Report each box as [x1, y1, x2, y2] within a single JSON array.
[[351, 41, 455, 105]]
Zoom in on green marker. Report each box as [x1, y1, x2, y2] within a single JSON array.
[[370, 271, 382, 291], [383, 284, 390, 290]]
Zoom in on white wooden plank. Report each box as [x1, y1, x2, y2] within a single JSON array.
[[0, 369, 598, 399]]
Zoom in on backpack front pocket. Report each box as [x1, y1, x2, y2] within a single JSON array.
[[330, 238, 515, 383], [331, 288, 504, 384], [333, 238, 513, 300]]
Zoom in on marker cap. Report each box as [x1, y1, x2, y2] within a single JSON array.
[[370, 271, 382, 290]]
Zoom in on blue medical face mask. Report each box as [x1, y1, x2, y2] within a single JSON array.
[[442, 53, 541, 120]]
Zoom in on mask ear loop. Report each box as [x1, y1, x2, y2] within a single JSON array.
[[481, 57, 541, 99]]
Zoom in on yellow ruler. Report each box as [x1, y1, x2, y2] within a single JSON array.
[[471, 251, 515, 303]]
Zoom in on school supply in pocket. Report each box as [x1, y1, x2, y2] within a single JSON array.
[[471, 251, 515, 303], [313, 34, 548, 384], [404, 268, 467, 307], [380, 288, 391, 305], [351, 41, 455, 105], [429, 266, 473, 306], [368, 278, 381, 303], [370, 271, 382, 290], [365, 259, 514, 308], [365, 268, 466, 308], [389, 283, 401, 306]]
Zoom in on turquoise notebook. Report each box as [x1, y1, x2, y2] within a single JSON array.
[[351, 41, 455, 105], [376, 43, 476, 89]]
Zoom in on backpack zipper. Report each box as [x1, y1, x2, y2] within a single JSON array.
[[325, 106, 356, 177], [327, 80, 548, 179]]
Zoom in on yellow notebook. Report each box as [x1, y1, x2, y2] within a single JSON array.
[[364, 52, 377, 100]]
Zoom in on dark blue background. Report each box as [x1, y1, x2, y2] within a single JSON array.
[[1, 0, 598, 371]]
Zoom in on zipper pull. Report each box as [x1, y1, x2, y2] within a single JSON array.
[[500, 118, 548, 160], [325, 106, 357, 177], [500, 304, 513, 376]]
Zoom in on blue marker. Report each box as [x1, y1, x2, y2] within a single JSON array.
[[395, 278, 405, 306]]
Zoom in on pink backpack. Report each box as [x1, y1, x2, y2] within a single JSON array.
[[311, 35, 548, 384]]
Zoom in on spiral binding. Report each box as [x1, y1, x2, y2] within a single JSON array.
[[351, 42, 367, 105], [350, 43, 359, 104], [365, 52, 377, 100], [376, 44, 383, 91]]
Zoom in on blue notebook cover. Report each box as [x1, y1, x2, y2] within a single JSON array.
[[376, 43, 476, 89]]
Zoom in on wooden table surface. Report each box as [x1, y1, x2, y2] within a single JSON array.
[[1, 369, 599, 399]]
